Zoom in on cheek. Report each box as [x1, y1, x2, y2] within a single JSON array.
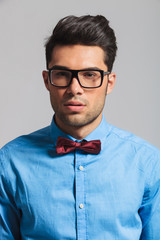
[[50, 89, 63, 102], [93, 89, 106, 102], [88, 90, 106, 110], [49, 89, 65, 110]]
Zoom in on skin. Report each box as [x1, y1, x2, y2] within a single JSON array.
[[43, 44, 116, 139]]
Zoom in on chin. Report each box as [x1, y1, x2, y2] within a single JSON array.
[[60, 112, 101, 128], [64, 116, 86, 127]]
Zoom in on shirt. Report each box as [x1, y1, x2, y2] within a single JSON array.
[[0, 115, 160, 240]]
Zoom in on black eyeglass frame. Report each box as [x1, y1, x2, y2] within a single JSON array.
[[47, 66, 110, 89]]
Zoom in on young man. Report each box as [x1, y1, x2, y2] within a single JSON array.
[[0, 15, 160, 240]]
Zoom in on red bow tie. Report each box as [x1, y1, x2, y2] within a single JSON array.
[[56, 137, 101, 154]]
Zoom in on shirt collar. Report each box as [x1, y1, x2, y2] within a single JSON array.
[[50, 114, 112, 149]]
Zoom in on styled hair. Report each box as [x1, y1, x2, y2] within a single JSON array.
[[45, 15, 117, 72]]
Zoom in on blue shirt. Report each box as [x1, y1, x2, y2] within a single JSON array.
[[0, 115, 160, 240]]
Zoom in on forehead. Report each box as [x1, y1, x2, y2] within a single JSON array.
[[49, 44, 107, 70]]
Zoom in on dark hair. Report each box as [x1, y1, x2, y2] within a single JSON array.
[[45, 15, 117, 72]]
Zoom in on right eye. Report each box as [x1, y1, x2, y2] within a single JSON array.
[[53, 71, 69, 78]]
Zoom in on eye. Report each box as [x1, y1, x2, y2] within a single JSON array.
[[52, 70, 70, 78], [80, 71, 100, 81], [82, 71, 97, 78], [56, 71, 68, 76]]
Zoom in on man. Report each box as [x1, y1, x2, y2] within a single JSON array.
[[0, 15, 160, 240]]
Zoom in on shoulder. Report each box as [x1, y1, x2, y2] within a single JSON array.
[[0, 125, 53, 192], [105, 123, 160, 170], [105, 123, 160, 184], [2, 125, 50, 147], [108, 123, 159, 152], [0, 125, 51, 166]]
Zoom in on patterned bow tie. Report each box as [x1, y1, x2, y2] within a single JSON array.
[[56, 137, 101, 154]]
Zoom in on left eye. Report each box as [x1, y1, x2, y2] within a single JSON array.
[[83, 72, 96, 78]]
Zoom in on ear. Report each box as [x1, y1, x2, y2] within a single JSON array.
[[106, 72, 116, 95], [42, 70, 50, 91]]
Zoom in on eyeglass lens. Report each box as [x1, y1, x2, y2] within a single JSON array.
[[50, 69, 102, 88]]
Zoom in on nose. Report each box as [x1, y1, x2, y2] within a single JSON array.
[[66, 77, 84, 95]]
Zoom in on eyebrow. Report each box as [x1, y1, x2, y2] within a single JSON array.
[[49, 65, 103, 71]]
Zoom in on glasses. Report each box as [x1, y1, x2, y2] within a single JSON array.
[[47, 66, 110, 89]]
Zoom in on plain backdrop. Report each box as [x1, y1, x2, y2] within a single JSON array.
[[0, 0, 160, 148]]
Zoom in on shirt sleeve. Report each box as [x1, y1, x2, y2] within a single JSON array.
[[139, 151, 160, 239], [0, 149, 21, 240]]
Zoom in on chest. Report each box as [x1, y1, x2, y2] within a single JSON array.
[[14, 150, 145, 239]]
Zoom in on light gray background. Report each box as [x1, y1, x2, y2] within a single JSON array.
[[0, 0, 159, 148]]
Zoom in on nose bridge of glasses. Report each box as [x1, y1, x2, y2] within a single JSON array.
[[70, 70, 81, 85], [71, 70, 79, 80]]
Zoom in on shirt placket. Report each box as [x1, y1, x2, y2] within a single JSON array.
[[75, 150, 87, 240]]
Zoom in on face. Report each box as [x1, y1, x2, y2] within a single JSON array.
[[43, 45, 115, 134]]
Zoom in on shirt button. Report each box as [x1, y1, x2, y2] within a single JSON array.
[[79, 203, 84, 209], [79, 166, 84, 171]]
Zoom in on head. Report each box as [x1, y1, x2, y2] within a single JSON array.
[[45, 15, 117, 73], [43, 15, 117, 139]]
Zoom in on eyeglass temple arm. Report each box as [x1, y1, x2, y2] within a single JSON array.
[[104, 71, 110, 75]]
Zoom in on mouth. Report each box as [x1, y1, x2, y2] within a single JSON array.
[[64, 101, 85, 112]]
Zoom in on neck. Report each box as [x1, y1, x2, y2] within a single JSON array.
[[55, 114, 102, 140]]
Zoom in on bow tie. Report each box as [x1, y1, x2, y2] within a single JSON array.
[[56, 137, 101, 154]]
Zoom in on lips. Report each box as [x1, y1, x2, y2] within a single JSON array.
[[64, 101, 85, 111], [64, 101, 84, 106]]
